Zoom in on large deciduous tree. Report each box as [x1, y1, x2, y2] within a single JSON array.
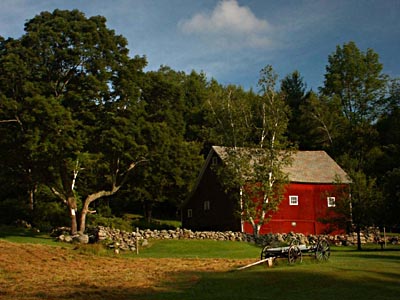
[[321, 42, 387, 170], [321, 41, 388, 245], [322, 41, 387, 125], [0, 10, 147, 234]]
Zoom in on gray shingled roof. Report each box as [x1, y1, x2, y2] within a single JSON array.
[[212, 146, 351, 184]]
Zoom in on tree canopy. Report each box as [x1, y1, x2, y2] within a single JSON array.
[[1, 10, 399, 235]]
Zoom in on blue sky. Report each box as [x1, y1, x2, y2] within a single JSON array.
[[0, 0, 399, 91]]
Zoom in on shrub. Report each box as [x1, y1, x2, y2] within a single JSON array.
[[87, 214, 133, 232]]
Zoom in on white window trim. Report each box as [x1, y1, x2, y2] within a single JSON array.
[[327, 196, 336, 207], [203, 200, 210, 211], [187, 209, 193, 218], [289, 195, 299, 206]]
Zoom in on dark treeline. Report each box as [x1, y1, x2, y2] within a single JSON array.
[[0, 10, 399, 233]]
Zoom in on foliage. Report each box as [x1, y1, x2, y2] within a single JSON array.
[[0, 10, 202, 233], [381, 168, 400, 228], [298, 92, 345, 150], [321, 41, 387, 171], [321, 41, 387, 125], [280, 70, 310, 148], [130, 67, 204, 222], [86, 215, 133, 232], [0, 11, 398, 236]]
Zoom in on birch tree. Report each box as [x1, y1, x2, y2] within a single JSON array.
[[208, 65, 292, 236]]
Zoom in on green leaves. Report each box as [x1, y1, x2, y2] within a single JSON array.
[[322, 41, 387, 125]]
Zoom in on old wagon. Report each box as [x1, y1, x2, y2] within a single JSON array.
[[260, 237, 331, 264], [237, 237, 331, 270]]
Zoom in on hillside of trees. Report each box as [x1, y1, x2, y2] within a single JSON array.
[[1, 10, 399, 233]]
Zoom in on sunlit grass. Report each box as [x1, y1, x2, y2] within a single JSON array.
[[128, 239, 262, 259]]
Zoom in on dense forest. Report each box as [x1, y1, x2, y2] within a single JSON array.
[[0, 10, 399, 233]]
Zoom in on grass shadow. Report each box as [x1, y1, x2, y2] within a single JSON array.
[[52, 264, 400, 300], [0, 225, 58, 245]]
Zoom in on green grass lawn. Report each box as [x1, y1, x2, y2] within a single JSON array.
[[1, 226, 399, 300], [124, 240, 400, 300], [134, 247, 400, 300]]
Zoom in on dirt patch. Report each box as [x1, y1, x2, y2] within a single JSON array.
[[0, 240, 253, 300]]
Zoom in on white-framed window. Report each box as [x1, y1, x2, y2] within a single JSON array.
[[289, 195, 298, 206], [212, 156, 218, 165], [187, 209, 193, 218], [203, 200, 210, 211], [327, 196, 336, 207]]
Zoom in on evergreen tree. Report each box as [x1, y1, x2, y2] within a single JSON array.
[[280, 70, 309, 148]]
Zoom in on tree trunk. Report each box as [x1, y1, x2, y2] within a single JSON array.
[[356, 225, 362, 250], [252, 223, 261, 238], [74, 160, 143, 233], [144, 202, 153, 223], [70, 207, 78, 235], [78, 189, 119, 233], [28, 188, 34, 211], [79, 207, 88, 235], [79, 198, 95, 234], [66, 196, 78, 235]]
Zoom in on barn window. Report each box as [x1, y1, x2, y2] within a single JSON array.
[[204, 200, 210, 211], [212, 156, 218, 165], [327, 197, 336, 207], [187, 209, 193, 218], [289, 195, 298, 206]]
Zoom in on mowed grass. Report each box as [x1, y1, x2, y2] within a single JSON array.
[[1, 227, 399, 300], [132, 246, 400, 300], [132, 239, 262, 259]]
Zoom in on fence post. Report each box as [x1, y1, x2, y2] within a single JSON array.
[[136, 227, 139, 255]]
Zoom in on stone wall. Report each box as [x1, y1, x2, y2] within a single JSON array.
[[54, 226, 393, 252]]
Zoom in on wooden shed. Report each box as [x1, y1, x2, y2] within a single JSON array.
[[182, 146, 351, 235]]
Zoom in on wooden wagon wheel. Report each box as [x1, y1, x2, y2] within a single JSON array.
[[260, 246, 277, 266], [260, 246, 272, 260], [288, 245, 302, 264], [315, 239, 330, 261]]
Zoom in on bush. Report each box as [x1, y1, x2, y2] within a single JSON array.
[[32, 201, 69, 232], [87, 214, 133, 232], [131, 218, 178, 230]]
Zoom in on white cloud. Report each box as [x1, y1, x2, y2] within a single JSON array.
[[178, 0, 274, 49]]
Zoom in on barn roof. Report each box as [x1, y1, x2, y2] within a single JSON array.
[[212, 146, 351, 184]]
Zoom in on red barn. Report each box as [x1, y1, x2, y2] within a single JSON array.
[[182, 146, 351, 235]]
